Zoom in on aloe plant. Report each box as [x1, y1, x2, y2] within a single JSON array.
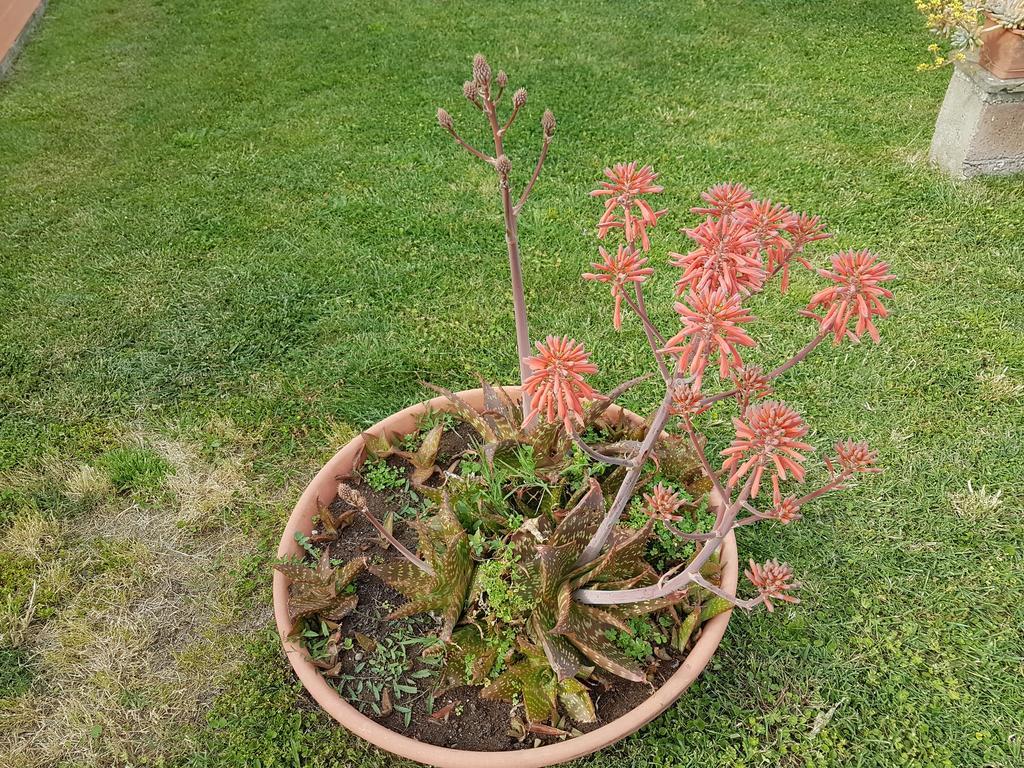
[[278, 53, 892, 734], [273, 552, 364, 634]]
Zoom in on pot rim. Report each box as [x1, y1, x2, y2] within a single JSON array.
[[273, 387, 738, 768], [983, 13, 1024, 38]]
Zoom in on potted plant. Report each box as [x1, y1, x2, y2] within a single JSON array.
[[272, 54, 894, 767], [917, 0, 1024, 78]]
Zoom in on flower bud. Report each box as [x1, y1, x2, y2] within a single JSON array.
[[542, 109, 556, 136], [495, 154, 512, 175], [463, 80, 478, 101], [496, 70, 508, 89], [436, 108, 453, 130], [512, 87, 527, 108], [472, 53, 491, 85]]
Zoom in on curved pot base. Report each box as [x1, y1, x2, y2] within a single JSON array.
[[273, 388, 738, 768]]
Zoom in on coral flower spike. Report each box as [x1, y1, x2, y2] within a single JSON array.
[[671, 216, 765, 297], [769, 212, 833, 292], [721, 401, 812, 497], [582, 244, 654, 330], [739, 199, 797, 252], [591, 162, 667, 251], [744, 559, 800, 612], [522, 335, 598, 433], [643, 483, 686, 522], [661, 287, 756, 390], [691, 182, 754, 218], [805, 250, 895, 344]]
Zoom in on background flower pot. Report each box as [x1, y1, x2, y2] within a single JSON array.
[[980, 16, 1024, 79], [273, 387, 738, 768]]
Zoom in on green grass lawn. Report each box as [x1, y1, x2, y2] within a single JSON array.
[[2, 0, 1022, 765]]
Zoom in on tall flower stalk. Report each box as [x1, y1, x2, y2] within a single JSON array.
[[437, 54, 556, 420], [429, 53, 891, 644]]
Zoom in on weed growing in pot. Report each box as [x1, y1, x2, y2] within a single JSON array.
[[333, 611, 444, 724], [359, 459, 406, 492], [275, 53, 893, 741]]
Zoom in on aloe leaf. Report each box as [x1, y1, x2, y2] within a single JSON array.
[[521, 669, 558, 724], [385, 595, 439, 621], [616, 589, 692, 619], [489, 381, 524, 425], [439, 626, 498, 691], [421, 383, 498, 441], [475, 380, 521, 440], [653, 433, 707, 493], [537, 628, 582, 682], [557, 678, 596, 724], [572, 521, 652, 587], [548, 478, 604, 552], [558, 604, 645, 682], [409, 423, 444, 483], [321, 594, 359, 621], [272, 562, 324, 585], [367, 496, 473, 640], [368, 559, 424, 598], [334, 557, 365, 591], [700, 596, 734, 621], [537, 543, 581, 601], [361, 431, 396, 460], [287, 584, 336, 620], [480, 668, 520, 702]]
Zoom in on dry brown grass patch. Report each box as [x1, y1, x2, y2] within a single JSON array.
[[0, 428, 261, 768]]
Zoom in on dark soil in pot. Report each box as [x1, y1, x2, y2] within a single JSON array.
[[283, 423, 723, 752]]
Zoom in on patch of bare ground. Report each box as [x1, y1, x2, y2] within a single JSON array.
[[0, 427, 263, 768]]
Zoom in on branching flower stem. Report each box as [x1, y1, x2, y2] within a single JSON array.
[[681, 414, 727, 501], [570, 431, 638, 468], [574, 385, 676, 567], [357, 507, 434, 576], [440, 125, 493, 164], [691, 572, 764, 611], [479, 95, 534, 419], [574, 472, 756, 605], [515, 136, 550, 214], [699, 329, 830, 408], [621, 284, 672, 383], [734, 471, 852, 527], [441, 65, 556, 422]]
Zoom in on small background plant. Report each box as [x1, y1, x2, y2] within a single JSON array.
[[915, 0, 1024, 68]]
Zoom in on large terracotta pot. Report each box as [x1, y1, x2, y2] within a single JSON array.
[[980, 16, 1024, 80], [273, 387, 738, 768]]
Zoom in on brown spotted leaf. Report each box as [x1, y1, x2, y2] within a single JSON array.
[[537, 629, 582, 682], [571, 521, 653, 588], [272, 561, 323, 585], [421, 383, 499, 442], [547, 479, 604, 552], [361, 431, 397, 460], [439, 626, 499, 691], [366, 497, 473, 640], [616, 589, 693, 619], [557, 604, 645, 682], [368, 559, 425, 598], [409, 423, 444, 484], [334, 557, 365, 591], [286, 583, 336, 621], [321, 594, 358, 621], [557, 678, 596, 724]]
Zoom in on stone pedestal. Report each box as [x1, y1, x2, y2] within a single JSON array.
[[929, 62, 1024, 178]]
